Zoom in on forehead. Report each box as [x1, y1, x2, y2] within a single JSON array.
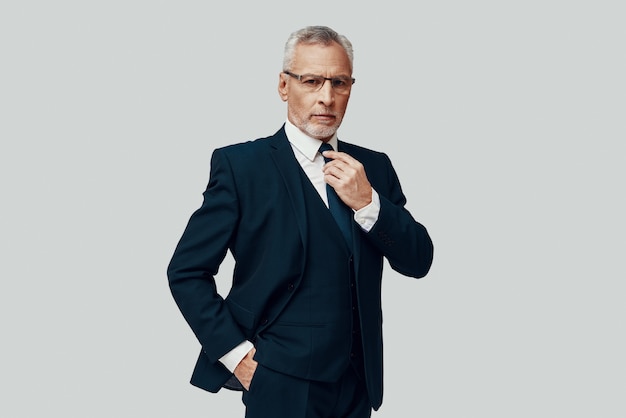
[[291, 41, 352, 75]]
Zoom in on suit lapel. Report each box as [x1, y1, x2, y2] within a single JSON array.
[[268, 128, 309, 253]]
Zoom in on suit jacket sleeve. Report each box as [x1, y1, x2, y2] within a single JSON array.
[[167, 148, 246, 364], [366, 152, 434, 278]]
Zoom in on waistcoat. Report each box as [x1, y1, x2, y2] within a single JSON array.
[[254, 169, 358, 381]]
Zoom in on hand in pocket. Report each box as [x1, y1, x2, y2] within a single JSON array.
[[234, 347, 258, 390]]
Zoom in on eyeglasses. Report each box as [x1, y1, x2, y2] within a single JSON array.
[[283, 71, 355, 94]]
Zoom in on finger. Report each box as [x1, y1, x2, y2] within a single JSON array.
[[323, 165, 350, 181]]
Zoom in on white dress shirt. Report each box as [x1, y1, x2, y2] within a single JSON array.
[[219, 120, 381, 372]]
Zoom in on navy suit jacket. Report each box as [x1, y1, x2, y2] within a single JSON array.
[[167, 126, 433, 409]]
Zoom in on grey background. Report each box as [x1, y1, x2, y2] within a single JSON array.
[[1, 1, 624, 417]]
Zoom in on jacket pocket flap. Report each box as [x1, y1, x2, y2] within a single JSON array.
[[226, 298, 257, 330]]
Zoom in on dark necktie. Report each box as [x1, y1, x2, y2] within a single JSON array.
[[319, 142, 353, 249]]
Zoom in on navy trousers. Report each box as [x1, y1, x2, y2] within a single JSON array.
[[242, 364, 371, 418]]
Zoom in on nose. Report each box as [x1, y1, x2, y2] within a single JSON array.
[[316, 79, 335, 106]]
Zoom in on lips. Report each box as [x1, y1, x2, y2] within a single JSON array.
[[312, 114, 336, 122]]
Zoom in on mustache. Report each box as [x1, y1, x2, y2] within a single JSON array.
[[310, 109, 339, 117]]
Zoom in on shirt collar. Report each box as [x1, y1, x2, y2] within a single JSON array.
[[284, 119, 338, 162]]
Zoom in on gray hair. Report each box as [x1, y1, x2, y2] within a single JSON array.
[[282, 26, 354, 72]]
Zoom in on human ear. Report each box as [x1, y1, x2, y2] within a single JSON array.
[[277, 73, 289, 102]]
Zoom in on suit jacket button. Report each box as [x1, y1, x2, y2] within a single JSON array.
[[261, 318, 268, 325], [287, 283, 294, 291]]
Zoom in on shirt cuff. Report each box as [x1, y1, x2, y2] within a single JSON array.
[[219, 340, 254, 373], [353, 189, 380, 232]]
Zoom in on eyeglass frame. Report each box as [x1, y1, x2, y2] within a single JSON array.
[[282, 71, 356, 93]]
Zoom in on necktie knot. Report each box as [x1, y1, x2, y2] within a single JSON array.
[[319, 143, 334, 163]]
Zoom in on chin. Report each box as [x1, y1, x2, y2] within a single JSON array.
[[305, 124, 339, 140]]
